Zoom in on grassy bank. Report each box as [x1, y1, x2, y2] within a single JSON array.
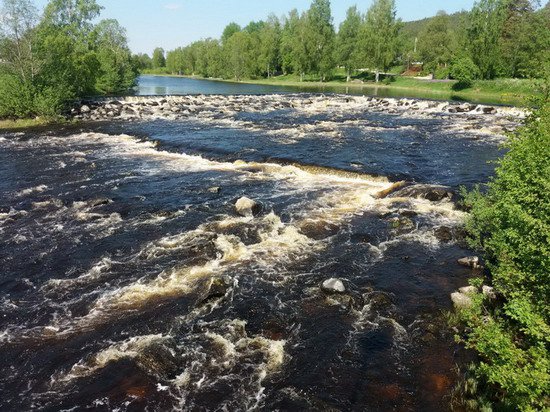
[[0, 117, 56, 131]]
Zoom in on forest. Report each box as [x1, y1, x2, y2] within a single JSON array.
[[142, 0, 550, 87]]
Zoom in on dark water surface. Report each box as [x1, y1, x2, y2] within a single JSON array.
[[0, 92, 513, 411]]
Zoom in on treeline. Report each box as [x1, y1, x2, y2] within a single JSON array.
[[0, 0, 139, 119], [145, 0, 550, 84]]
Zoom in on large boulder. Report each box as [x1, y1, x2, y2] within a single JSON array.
[[235, 196, 261, 217]]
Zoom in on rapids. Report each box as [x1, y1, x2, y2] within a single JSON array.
[[0, 93, 519, 411]]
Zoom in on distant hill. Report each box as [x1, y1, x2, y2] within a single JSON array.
[[401, 11, 469, 40]]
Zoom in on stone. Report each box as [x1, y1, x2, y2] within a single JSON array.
[[390, 184, 454, 202], [201, 276, 231, 304], [321, 278, 346, 294], [207, 186, 221, 194], [80, 105, 91, 113], [458, 286, 477, 295], [434, 226, 453, 242], [235, 196, 261, 217], [451, 292, 473, 309], [482, 285, 497, 300], [483, 107, 497, 114], [457, 256, 479, 268]]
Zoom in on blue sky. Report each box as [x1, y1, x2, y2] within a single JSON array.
[[32, 1, 476, 54]]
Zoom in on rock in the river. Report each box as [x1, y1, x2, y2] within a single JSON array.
[[390, 184, 454, 202], [457, 256, 480, 269], [235, 196, 261, 217], [451, 291, 473, 309], [434, 226, 453, 242], [80, 105, 91, 113], [321, 278, 346, 294], [458, 286, 477, 295], [207, 186, 221, 194], [483, 107, 497, 114], [482, 285, 497, 300], [201, 276, 232, 304]]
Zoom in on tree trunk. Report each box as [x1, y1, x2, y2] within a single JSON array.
[[300, 72, 304, 82], [346, 69, 351, 83], [375, 70, 380, 83]]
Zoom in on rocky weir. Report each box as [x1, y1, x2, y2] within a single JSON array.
[[0, 94, 522, 410]]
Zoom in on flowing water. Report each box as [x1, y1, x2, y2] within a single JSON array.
[[0, 89, 521, 411]]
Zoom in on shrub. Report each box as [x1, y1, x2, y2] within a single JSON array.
[[458, 101, 550, 410], [450, 57, 479, 90]]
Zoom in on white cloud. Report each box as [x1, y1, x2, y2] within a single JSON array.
[[164, 3, 181, 10]]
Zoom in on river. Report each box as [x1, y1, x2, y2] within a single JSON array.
[[0, 79, 523, 411]]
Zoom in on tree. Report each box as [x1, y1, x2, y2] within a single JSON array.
[[417, 11, 455, 76], [467, 0, 507, 80], [499, 0, 548, 78], [92, 19, 137, 94], [132, 53, 152, 70], [258, 14, 281, 78], [280, 9, 309, 80], [224, 31, 254, 80], [42, 0, 102, 34], [221, 22, 241, 45], [0, 0, 137, 118], [360, 0, 402, 82], [303, 0, 336, 81], [152, 47, 165, 68], [0, 0, 38, 117], [337, 6, 362, 82]]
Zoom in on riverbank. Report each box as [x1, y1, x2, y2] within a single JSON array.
[[0, 118, 55, 130], [142, 70, 536, 107]]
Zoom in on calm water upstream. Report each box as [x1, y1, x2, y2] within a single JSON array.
[[136, 74, 510, 105], [0, 81, 521, 411]]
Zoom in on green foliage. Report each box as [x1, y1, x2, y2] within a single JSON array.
[[152, 47, 166, 68], [360, 0, 402, 82], [337, 6, 362, 81], [417, 11, 455, 73], [0, 0, 138, 119], [450, 56, 479, 89], [459, 101, 550, 410]]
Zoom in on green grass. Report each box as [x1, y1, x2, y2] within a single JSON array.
[[0, 117, 54, 130]]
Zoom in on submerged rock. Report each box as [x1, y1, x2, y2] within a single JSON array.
[[235, 196, 261, 217], [321, 278, 346, 294]]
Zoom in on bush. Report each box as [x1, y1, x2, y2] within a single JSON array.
[[450, 57, 479, 90], [434, 66, 450, 80], [458, 102, 550, 410]]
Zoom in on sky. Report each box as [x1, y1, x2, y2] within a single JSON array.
[[32, 0, 477, 54]]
